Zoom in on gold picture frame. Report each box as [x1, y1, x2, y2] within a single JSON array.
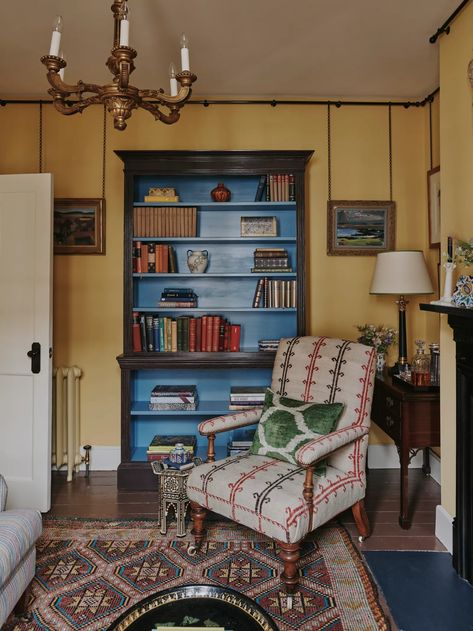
[[427, 166, 440, 248], [327, 200, 396, 256], [54, 198, 105, 254]]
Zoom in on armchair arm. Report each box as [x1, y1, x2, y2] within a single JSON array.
[[198, 408, 263, 436], [295, 424, 370, 467], [0, 475, 7, 511]]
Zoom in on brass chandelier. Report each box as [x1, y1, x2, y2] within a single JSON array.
[[41, 0, 197, 131]]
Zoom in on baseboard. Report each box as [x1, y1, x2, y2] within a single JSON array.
[[429, 449, 441, 485], [435, 504, 453, 554], [53, 446, 121, 472]]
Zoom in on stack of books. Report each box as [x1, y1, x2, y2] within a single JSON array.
[[229, 386, 266, 410], [144, 187, 180, 203], [146, 433, 197, 461], [149, 385, 198, 410], [251, 248, 292, 273], [158, 288, 198, 308], [227, 429, 256, 456], [258, 339, 280, 351]]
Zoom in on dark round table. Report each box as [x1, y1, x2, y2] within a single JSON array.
[[108, 584, 278, 631]]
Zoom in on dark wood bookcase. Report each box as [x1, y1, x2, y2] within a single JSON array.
[[116, 150, 313, 490]]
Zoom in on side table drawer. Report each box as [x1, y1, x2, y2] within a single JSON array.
[[372, 389, 401, 442]]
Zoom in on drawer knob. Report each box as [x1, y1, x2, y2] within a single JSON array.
[[386, 415, 395, 427], [386, 396, 395, 408]]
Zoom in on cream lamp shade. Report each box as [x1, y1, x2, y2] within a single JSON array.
[[370, 251, 434, 295]]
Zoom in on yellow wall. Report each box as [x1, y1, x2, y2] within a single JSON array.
[[437, 3, 473, 516], [0, 100, 438, 447]]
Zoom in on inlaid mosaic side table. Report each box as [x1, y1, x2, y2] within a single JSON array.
[[151, 461, 193, 537]]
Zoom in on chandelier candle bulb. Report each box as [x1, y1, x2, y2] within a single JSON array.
[[49, 15, 63, 56], [180, 33, 190, 71], [169, 62, 178, 96], [119, 18, 129, 46]]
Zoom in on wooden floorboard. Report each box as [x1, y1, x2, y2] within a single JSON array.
[[47, 467, 445, 552]]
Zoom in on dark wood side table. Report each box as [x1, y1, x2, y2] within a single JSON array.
[[371, 372, 440, 529]]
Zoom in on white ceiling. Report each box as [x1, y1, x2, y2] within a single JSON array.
[[0, 0, 460, 101]]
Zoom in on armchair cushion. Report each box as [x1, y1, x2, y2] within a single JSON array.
[[248, 389, 344, 472]]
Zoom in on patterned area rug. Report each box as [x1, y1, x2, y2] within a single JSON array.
[[8, 518, 390, 631]]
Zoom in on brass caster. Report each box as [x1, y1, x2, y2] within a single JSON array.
[[358, 535, 366, 543]]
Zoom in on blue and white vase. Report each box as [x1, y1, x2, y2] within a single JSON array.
[[376, 352, 386, 373], [169, 443, 191, 464], [452, 275, 473, 308]]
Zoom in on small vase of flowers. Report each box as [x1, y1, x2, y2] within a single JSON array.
[[453, 239, 473, 308], [355, 324, 398, 372]]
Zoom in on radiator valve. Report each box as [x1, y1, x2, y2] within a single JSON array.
[[82, 445, 92, 477]]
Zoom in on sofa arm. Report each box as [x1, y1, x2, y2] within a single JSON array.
[[198, 408, 263, 436], [0, 475, 7, 511], [294, 425, 370, 467]]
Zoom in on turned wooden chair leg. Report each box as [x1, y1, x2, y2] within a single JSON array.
[[352, 499, 371, 541], [189, 501, 207, 554], [278, 540, 301, 593]]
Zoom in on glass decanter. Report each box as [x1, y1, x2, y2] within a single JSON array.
[[411, 339, 431, 386]]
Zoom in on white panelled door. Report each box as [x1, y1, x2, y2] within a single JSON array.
[[0, 174, 53, 512]]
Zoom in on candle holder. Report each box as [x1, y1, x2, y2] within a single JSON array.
[[431, 261, 456, 305]]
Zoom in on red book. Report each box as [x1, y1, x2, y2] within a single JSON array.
[[146, 452, 169, 461], [195, 317, 202, 352], [207, 316, 214, 352], [132, 312, 142, 351], [211, 316, 220, 352], [201, 316, 208, 352], [161, 244, 169, 273], [229, 324, 241, 352], [189, 317, 197, 352]]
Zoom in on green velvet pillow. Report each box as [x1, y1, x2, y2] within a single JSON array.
[[249, 389, 344, 474]]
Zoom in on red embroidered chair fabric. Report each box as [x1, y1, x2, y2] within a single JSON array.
[[187, 336, 376, 592]]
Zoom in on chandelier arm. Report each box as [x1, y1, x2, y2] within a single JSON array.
[[138, 86, 192, 106], [51, 95, 103, 115], [139, 101, 181, 125], [47, 75, 103, 99]]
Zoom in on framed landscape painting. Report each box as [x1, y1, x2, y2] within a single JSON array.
[[327, 200, 396, 256], [54, 198, 105, 254]]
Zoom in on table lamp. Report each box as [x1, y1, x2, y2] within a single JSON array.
[[370, 250, 434, 373]]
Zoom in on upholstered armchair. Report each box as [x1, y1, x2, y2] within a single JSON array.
[[187, 336, 376, 593]]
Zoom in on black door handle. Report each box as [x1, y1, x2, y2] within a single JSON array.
[[27, 342, 41, 374]]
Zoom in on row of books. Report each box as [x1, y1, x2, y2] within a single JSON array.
[[227, 428, 256, 456], [133, 206, 197, 237], [229, 386, 266, 410], [149, 385, 198, 411], [252, 247, 292, 272], [133, 242, 177, 273], [132, 313, 241, 352], [252, 278, 297, 308], [254, 174, 295, 202], [158, 288, 198, 308], [146, 432, 197, 461]]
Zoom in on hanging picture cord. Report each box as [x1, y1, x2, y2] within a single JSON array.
[[327, 104, 332, 201], [388, 104, 393, 201], [102, 104, 107, 199], [38, 102, 43, 174], [429, 99, 433, 170]]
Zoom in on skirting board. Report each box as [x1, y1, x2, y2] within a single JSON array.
[[63, 444, 440, 477], [435, 504, 453, 554]]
